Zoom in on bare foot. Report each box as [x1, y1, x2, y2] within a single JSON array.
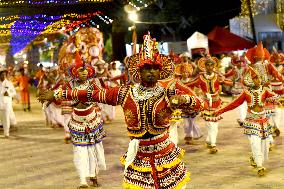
[[90, 177, 100, 187], [77, 184, 89, 188]]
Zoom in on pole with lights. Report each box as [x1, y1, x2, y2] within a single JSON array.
[[124, 5, 138, 55], [246, 0, 257, 43], [128, 12, 138, 55]]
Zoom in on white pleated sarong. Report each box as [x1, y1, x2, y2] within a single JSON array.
[[73, 142, 106, 185]]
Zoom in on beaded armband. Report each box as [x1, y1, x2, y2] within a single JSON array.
[[62, 90, 67, 99], [87, 89, 93, 102], [71, 89, 79, 101], [54, 88, 63, 101], [266, 96, 278, 103]]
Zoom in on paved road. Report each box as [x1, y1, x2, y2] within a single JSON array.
[[0, 95, 284, 189]]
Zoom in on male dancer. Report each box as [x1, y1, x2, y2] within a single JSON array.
[[39, 33, 205, 189], [186, 55, 233, 154], [215, 67, 278, 176]]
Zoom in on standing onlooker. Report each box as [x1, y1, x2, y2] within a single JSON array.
[[0, 66, 17, 138], [17, 68, 31, 111], [34, 64, 45, 87]]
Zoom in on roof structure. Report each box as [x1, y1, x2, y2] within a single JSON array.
[[208, 26, 255, 54]]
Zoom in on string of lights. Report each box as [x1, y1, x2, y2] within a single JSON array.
[[2, 11, 112, 54], [42, 12, 112, 34], [10, 15, 60, 54], [0, 22, 15, 29], [0, 12, 110, 22], [0, 12, 112, 32], [128, 0, 153, 11], [0, 0, 112, 6], [0, 15, 19, 22], [0, 30, 12, 37]]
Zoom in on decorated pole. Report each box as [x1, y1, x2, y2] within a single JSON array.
[[246, 0, 257, 43]]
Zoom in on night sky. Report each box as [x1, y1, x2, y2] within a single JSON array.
[[130, 0, 242, 42]]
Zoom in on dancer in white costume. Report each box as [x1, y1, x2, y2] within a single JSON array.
[[39, 33, 204, 189], [224, 56, 247, 126], [215, 66, 279, 176], [107, 61, 121, 121], [47, 67, 67, 128], [37, 70, 54, 127], [61, 53, 106, 188], [269, 50, 284, 137], [245, 42, 284, 150], [0, 66, 17, 138], [175, 57, 202, 145], [186, 55, 233, 154]]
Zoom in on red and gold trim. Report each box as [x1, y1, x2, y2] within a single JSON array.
[[121, 133, 190, 189]]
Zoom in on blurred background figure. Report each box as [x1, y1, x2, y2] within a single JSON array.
[[34, 64, 45, 87], [0, 66, 17, 138], [17, 68, 31, 111]]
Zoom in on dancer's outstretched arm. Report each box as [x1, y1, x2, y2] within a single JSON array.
[[214, 91, 247, 116]]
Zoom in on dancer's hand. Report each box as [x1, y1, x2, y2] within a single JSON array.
[[278, 98, 284, 106], [218, 75, 225, 82], [212, 110, 220, 117], [38, 90, 55, 103], [170, 95, 186, 109]]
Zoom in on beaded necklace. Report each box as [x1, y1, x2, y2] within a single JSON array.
[[249, 86, 264, 108], [74, 80, 90, 90], [252, 61, 269, 84], [180, 78, 190, 84], [204, 72, 215, 80], [132, 83, 164, 101]]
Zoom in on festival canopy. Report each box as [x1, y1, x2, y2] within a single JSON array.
[[207, 26, 255, 54], [187, 31, 209, 58]]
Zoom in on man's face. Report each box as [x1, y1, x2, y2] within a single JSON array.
[[205, 62, 215, 73], [255, 57, 264, 62], [181, 72, 189, 79], [140, 64, 160, 84], [53, 70, 59, 76], [77, 67, 88, 81], [97, 64, 104, 70], [0, 72, 6, 81], [236, 61, 242, 68], [48, 72, 54, 78], [181, 56, 188, 63]]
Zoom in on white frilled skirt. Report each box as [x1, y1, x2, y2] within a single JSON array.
[[73, 142, 106, 185]]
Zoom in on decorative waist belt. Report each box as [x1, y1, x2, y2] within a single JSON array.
[[138, 133, 173, 155], [246, 112, 267, 121], [124, 132, 172, 171], [73, 105, 95, 116]]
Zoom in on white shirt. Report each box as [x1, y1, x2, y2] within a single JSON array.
[[0, 79, 16, 98]]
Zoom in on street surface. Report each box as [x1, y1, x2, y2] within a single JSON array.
[[0, 94, 284, 189]]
